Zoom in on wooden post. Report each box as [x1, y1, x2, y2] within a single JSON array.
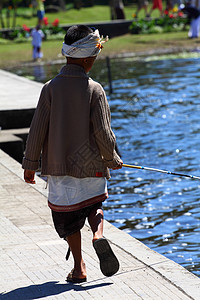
[[106, 56, 113, 94]]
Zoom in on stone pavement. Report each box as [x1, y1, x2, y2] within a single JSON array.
[[0, 69, 43, 129], [0, 149, 200, 300], [0, 69, 42, 111]]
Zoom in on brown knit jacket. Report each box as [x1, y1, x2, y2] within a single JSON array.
[[22, 64, 121, 179]]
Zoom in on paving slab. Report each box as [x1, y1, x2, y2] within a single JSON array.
[[0, 69, 42, 110], [0, 69, 42, 129], [0, 149, 200, 300]]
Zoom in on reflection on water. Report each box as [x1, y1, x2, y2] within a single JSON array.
[[33, 65, 46, 82], [9, 56, 200, 277]]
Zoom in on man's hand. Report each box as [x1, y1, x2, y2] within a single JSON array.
[[24, 170, 36, 184], [112, 159, 123, 170]]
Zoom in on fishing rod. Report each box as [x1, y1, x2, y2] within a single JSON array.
[[122, 164, 200, 181]]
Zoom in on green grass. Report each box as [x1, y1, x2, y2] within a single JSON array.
[[1, 4, 162, 29], [101, 31, 191, 55], [0, 39, 60, 68], [0, 4, 198, 69], [1, 30, 199, 69], [1, 5, 113, 28]]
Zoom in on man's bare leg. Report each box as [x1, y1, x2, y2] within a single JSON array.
[[65, 208, 103, 280], [88, 207, 120, 277], [66, 230, 86, 280], [88, 208, 104, 241]]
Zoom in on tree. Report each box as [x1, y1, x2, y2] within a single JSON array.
[[12, 0, 23, 28], [0, 0, 9, 28], [0, 0, 23, 29]]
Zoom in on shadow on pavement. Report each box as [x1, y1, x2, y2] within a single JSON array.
[[0, 280, 113, 299]]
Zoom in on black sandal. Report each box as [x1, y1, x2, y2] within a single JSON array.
[[66, 269, 87, 283], [93, 238, 119, 277]]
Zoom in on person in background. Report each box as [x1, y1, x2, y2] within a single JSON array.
[[23, 25, 123, 283], [148, 0, 163, 16], [31, 25, 45, 61], [165, 0, 173, 11], [114, 0, 126, 19], [36, 0, 45, 26], [190, 0, 200, 9], [135, 0, 149, 18], [180, 1, 200, 38], [110, 0, 125, 19]]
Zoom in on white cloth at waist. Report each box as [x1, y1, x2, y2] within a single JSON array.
[[48, 175, 107, 207]]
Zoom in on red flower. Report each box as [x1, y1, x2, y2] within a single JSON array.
[[22, 24, 30, 32], [164, 10, 169, 15], [169, 14, 174, 18], [52, 18, 59, 27], [178, 12, 184, 17], [43, 17, 48, 25]]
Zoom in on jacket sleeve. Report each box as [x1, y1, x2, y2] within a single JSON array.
[[91, 87, 121, 169], [22, 83, 51, 170]]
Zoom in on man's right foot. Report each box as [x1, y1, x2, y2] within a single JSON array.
[[93, 238, 119, 277]]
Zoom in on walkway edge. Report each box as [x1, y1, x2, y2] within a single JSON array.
[[0, 149, 199, 299], [0, 69, 43, 111]]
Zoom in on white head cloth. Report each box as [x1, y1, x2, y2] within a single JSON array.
[[62, 29, 108, 58]]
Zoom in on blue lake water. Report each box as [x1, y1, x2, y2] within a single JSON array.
[[10, 55, 200, 277]]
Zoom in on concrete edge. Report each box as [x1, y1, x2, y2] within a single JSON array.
[[104, 221, 200, 299], [0, 149, 199, 299], [0, 69, 43, 88], [0, 128, 29, 141]]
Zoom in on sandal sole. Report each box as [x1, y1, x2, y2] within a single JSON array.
[[93, 238, 119, 277]]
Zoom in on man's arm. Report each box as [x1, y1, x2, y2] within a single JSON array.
[[91, 88, 123, 169], [22, 83, 50, 177]]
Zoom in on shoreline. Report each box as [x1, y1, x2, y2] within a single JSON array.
[[13, 45, 200, 69], [1, 29, 200, 69], [4, 45, 200, 71]]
